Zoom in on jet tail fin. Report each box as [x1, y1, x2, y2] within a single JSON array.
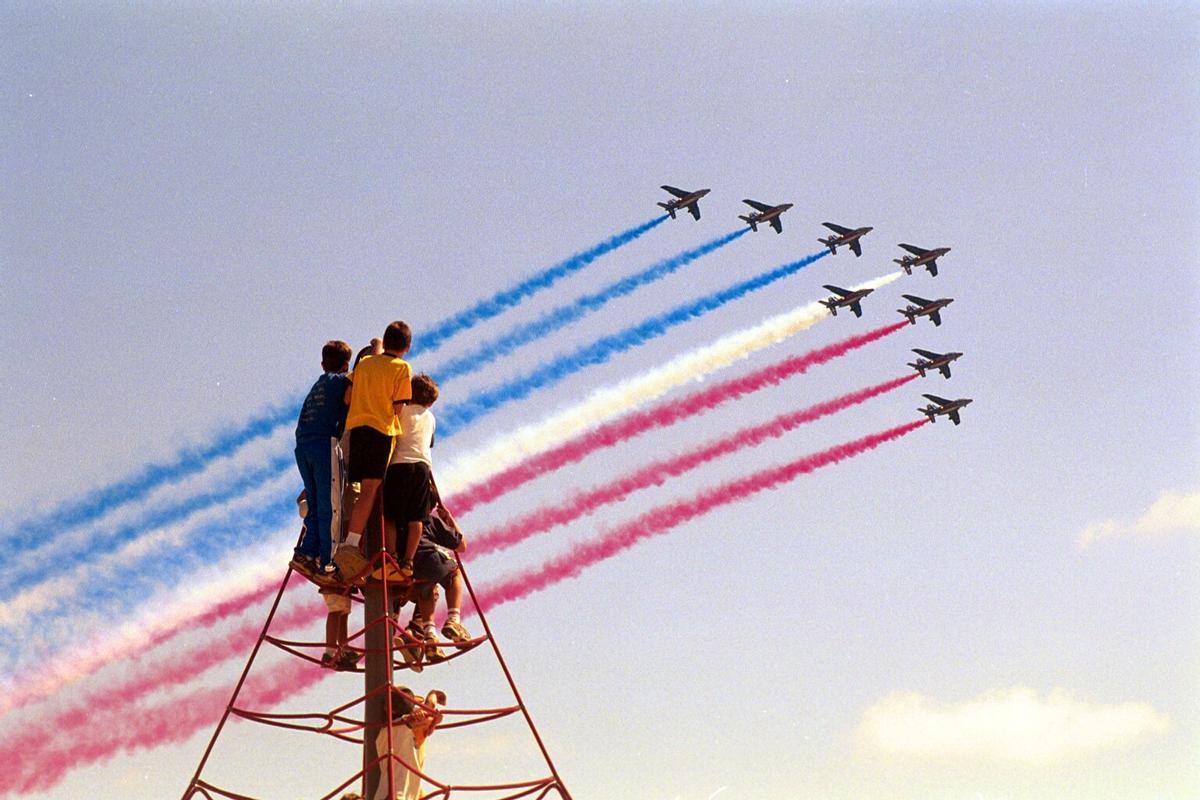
[[739, 215, 758, 232], [658, 202, 676, 219], [818, 237, 837, 254]]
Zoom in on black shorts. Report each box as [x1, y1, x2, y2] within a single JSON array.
[[347, 426, 393, 483], [414, 545, 458, 599], [383, 462, 435, 526]]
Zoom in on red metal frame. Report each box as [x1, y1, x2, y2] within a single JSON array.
[[181, 506, 570, 800]]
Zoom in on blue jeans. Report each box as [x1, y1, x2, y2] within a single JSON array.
[[295, 439, 335, 567]]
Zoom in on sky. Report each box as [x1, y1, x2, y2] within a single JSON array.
[[2, 3, 1198, 799]]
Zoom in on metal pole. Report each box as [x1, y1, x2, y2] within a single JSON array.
[[362, 503, 388, 800]]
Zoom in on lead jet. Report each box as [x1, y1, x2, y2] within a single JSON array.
[[820, 284, 875, 318], [908, 348, 963, 378], [898, 294, 954, 326], [894, 243, 952, 276], [739, 199, 794, 233], [818, 222, 873, 256], [919, 394, 973, 425], [658, 185, 711, 221]]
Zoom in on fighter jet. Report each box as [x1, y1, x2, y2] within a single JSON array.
[[919, 394, 973, 425], [739, 199, 794, 233], [817, 222, 873, 256], [820, 284, 875, 318], [908, 348, 963, 378], [898, 294, 954, 327], [894, 243, 952, 276], [658, 185, 711, 221]]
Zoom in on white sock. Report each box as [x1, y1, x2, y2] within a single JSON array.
[[446, 609, 461, 625], [343, 532, 362, 548]]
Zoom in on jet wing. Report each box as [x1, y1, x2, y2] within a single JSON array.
[[898, 243, 929, 256], [923, 394, 952, 405], [743, 199, 774, 212], [769, 217, 782, 234], [849, 301, 863, 318], [822, 222, 853, 235], [823, 284, 851, 297], [902, 294, 933, 304], [948, 410, 961, 425], [687, 203, 701, 220], [929, 310, 942, 326], [661, 185, 689, 198], [912, 348, 942, 359], [849, 239, 862, 257], [926, 260, 938, 277], [938, 364, 952, 378]]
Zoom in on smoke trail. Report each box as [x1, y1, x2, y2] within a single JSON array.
[[476, 419, 930, 609], [436, 250, 831, 437], [471, 375, 920, 556], [0, 274, 902, 710], [450, 321, 910, 515], [2, 421, 928, 794], [3, 657, 324, 795], [436, 228, 748, 382], [438, 271, 904, 493], [1, 216, 666, 548]]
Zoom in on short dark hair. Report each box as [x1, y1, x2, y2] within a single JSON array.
[[382, 321, 412, 354], [321, 340, 352, 372], [411, 374, 439, 407]]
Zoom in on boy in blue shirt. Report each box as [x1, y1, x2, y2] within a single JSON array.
[[292, 340, 353, 577]]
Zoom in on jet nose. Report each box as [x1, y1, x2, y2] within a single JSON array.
[[863, 226, 874, 232], [781, 203, 794, 210]]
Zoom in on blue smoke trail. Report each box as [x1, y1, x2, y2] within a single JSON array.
[[2, 216, 666, 545], [436, 250, 831, 438], [435, 228, 747, 382]]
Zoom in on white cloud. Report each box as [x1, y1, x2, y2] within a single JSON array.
[[1078, 487, 1200, 548], [857, 686, 1168, 763]]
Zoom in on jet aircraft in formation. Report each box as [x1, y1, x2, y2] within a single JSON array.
[[820, 285, 874, 318], [908, 348, 963, 378], [898, 294, 953, 327], [894, 243, 952, 276], [739, 199, 794, 233], [919, 394, 973, 425], [818, 222, 873, 256], [657, 185, 710, 221]]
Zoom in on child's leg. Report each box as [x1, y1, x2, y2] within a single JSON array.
[[293, 449, 321, 559], [310, 441, 335, 568], [345, 478, 382, 549], [335, 611, 349, 649], [444, 571, 464, 625], [402, 521, 422, 565], [324, 612, 339, 658]]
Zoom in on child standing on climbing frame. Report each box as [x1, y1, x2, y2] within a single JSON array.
[[292, 340, 352, 577], [340, 322, 413, 560], [381, 374, 442, 581]]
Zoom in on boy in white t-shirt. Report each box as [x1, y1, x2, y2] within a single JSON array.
[[381, 374, 441, 581]]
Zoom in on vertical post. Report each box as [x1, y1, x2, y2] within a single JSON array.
[[362, 505, 388, 800]]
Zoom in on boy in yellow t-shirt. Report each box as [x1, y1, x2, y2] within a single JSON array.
[[340, 321, 413, 561]]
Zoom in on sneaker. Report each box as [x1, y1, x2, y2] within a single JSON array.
[[320, 652, 337, 669], [333, 544, 369, 585], [369, 561, 413, 583], [290, 554, 319, 576], [422, 632, 446, 664], [395, 630, 425, 673], [334, 649, 361, 671], [441, 620, 472, 643]]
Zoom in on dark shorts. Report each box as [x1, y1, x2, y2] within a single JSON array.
[[383, 462, 435, 526], [347, 426, 393, 483], [414, 545, 458, 598]]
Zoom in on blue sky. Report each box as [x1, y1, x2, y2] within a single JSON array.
[[2, 4, 1198, 799]]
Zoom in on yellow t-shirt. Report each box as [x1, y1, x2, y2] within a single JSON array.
[[345, 354, 413, 436]]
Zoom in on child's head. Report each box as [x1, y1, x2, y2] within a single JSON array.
[[321, 340, 352, 373], [411, 374, 439, 407], [382, 321, 412, 355]]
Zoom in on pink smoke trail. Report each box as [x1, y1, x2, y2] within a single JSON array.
[[472, 374, 920, 557], [3, 420, 926, 793], [4, 657, 326, 795], [475, 419, 930, 609], [2, 573, 288, 716], [448, 321, 909, 515]]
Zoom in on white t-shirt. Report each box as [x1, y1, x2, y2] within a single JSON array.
[[389, 405, 435, 467]]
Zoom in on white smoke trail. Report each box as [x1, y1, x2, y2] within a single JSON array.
[[439, 272, 902, 494]]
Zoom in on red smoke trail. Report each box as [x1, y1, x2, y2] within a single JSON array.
[[4, 657, 325, 795], [449, 321, 909, 515], [475, 418, 929, 610], [5, 574, 288, 715], [472, 374, 920, 557], [6, 418, 924, 793]]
